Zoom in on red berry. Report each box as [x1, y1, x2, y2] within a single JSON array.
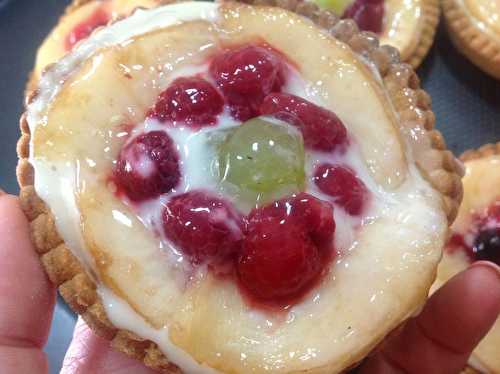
[[150, 77, 224, 127], [313, 163, 369, 215], [210, 45, 285, 121], [65, 7, 109, 50], [237, 193, 335, 302], [113, 131, 180, 201], [260, 93, 347, 152], [343, 0, 384, 34], [163, 191, 244, 265]]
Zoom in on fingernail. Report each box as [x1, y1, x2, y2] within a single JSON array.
[[470, 261, 500, 280]]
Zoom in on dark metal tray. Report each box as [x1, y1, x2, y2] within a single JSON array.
[[0, 0, 499, 373]]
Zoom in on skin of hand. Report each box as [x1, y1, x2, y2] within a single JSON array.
[[0, 191, 499, 374]]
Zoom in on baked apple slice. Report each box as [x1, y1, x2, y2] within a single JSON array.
[[18, 1, 463, 373]]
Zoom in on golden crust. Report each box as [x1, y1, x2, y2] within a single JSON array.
[[18, 0, 464, 372], [460, 142, 500, 162], [406, 0, 440, 68], [442, 0, 500, 79]]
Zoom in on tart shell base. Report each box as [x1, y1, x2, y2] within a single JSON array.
[[443, 0, 500, 79], [18, 0, 464, 372], [407, 0, 440, 69]]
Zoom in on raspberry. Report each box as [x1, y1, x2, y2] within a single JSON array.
[[150, 77, 224, 128], [163, 191, 244, 265], [237, 193, 335, 302], [313, 163, 369, 216], [343, 0, 384, 34], [113, 131, 180, 201], [260, 93, 347, 152], [210, 45, 285, 121], [65, 7, 109, 50]]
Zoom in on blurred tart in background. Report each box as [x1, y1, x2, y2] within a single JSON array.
[[310, 0, 440, 68], [28, 0, 160, 91], [431, 142, 500, 374], [442, 0, 500, 79]]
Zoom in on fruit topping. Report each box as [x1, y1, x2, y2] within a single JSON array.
[[217, 117, 305, 206], [260, 93, 347, 152], [65, 7, 109, 51], [447, 201, 500, 264], [315, 0, 352, 14], [237, 193, 335, 303], [342, 0, 384, 34], [150, 77, 224, 128], [313, 163, 369, 215], [210, 45, 285, 121], [113, 131, 180, 201], [473, 229, 500, 265], [163, 191, 244, 265]]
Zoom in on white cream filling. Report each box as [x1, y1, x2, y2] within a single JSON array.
[[29, 3, 225, 373], [26, 2, 446, 372]]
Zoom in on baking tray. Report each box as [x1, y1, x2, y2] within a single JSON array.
[[0, 0, 499, 373]]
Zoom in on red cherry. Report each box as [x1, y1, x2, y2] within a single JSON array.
[[65, 7, 109, 50], [210, 45, 285, 121], [313, 163, 369, 216], [163, 191, 244, 265], [260, 93, 347, 152], [343, 0, 385, 34], [113, 131, 180, 202], [150, 77, 224, 128], [237, 193, 335, 302]]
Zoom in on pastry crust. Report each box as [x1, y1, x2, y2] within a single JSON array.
[[461, 142, 500, 162], [17, 0, 463, 372], [442, 0, 500, 79], [406, 0, 440, 68]]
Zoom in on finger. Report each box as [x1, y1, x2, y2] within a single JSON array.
[[0, 194, 56, 373], [360, 262, 500, 374], [61, 318, 157, 374]]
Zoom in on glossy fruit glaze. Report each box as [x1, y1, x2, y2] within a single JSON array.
[[342, 0, 385, 34], [65, 6, 110, 51], [110, 44, 371, 307]]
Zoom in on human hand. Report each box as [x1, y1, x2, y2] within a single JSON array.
[[0, 191, 498, 374]]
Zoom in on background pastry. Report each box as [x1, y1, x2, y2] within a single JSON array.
[[310, 0, 440, 68], [442, 0, 500, 79], [28, 0, 160, 91], [431, 142, 500, 374]]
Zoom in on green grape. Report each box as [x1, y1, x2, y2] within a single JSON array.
[[314, 0, 352, 14], [217, 117, 306, 207]]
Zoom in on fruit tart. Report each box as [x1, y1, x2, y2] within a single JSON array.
[[28, 0, 161, 91], [443, 0, 500, 79], [306, 0, 440, 68], [17, 1, 464, 372], [431, 143, 500, 374]]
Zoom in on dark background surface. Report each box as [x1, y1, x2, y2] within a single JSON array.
[[0, 0, 499, 373]]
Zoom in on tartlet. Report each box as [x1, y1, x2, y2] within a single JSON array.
[[18, 1, 463, 372], [28, 0, 161, 91], [431, 142, 500, 374], [308, 0, 440, 68], [443, 0, 500, 79]]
